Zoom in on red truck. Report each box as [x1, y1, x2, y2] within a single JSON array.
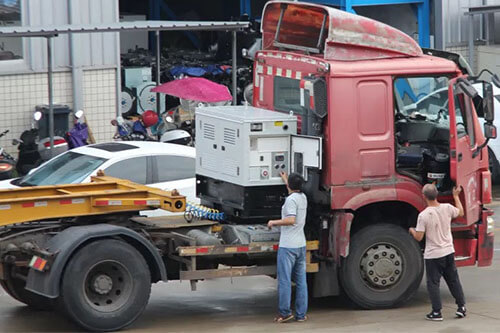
[[0, 1, 496, 331], [242, 0, 496, 308]]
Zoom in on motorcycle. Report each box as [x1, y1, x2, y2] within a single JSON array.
[[13, 111, 69, 176], [112, 115, 153, 141], [0, 130, 16, 180]]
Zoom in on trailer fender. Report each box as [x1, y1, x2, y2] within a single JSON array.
[[25, 224, 167, 298]]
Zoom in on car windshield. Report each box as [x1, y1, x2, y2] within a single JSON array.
[[18, 151, 107, 186]]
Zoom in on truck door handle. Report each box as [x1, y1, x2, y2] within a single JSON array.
[[458, 153, 463, 162]]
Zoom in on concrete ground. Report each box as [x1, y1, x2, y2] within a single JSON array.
[[1, 204, 499, 332]]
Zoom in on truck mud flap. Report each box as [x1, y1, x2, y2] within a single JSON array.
[[312, 261, 339, 297]]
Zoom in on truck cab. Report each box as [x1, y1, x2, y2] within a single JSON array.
[[248, 1, 495, 308]]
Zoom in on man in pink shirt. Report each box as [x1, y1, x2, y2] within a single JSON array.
[[409, 183, 466, 321]]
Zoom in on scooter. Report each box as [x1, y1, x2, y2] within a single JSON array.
[[65, 110, 89, 149], [0, 130, 16, 180], [13, 111, 68, 176], [112, 110, 160, 141]]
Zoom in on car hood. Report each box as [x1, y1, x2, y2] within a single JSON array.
[[0, 178, 19, 190]]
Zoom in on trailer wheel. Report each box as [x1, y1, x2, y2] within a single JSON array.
[[59, 239, 151, 332], [340, 224, 423, 309], [1, 275, 54, 310]]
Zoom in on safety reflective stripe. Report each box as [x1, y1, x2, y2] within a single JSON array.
[[22, 201, 47, 208], [258, 51, 329, 71], [59, 198, 85, 205], [178, 243, 280, 256], [95, 200, 122, 206], [133, 200, 160, 206]]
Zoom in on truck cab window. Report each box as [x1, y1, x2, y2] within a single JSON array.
[[393, 76, 453, 191], [273, 76, 304, 114], [453, 92, 475, 147]]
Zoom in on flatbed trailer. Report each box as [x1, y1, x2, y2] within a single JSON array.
[[0, 176, 318, 332]]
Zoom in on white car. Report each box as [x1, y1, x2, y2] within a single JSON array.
[[0, 141, 197, 213]]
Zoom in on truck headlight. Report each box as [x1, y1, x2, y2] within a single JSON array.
[[487, 216, 495, 234]]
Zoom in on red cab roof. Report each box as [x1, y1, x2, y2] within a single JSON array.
[[262, 1, 423, 61]]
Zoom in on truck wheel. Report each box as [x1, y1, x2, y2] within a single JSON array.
[[1, 276, 54, 310], [340, 224, 423, 309], [59, 239, 151, 332], [488, 148, 500, 184]]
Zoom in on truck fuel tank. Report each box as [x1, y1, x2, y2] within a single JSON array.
[[221, 224, 281, 245]]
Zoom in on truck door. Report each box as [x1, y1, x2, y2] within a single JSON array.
[[448, 78, 482, 225], [290, 134, 322, 180]]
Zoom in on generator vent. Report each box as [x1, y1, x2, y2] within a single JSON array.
[[203, 123, 215, 140], [223, 128, 237, 145]]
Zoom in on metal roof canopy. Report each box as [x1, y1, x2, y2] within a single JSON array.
[[0, 20, 249, 37], [465, 5, 500, 76], [0, 20, 249, 152]]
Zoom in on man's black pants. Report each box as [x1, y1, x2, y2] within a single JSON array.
[[425, 253, 465, 312]]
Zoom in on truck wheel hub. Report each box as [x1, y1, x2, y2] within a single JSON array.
[[360, 243, 403, 288], [93, 275, 113, 295], [84, 260, 133, 312]]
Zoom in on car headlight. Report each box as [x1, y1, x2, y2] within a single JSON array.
[[487, 216, 495, 234]]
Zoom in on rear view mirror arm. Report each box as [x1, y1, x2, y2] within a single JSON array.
[[472, 139, 489, 159]]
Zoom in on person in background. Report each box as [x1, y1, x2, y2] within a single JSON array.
[[409, 183, 466, 321], [267, 171, 308, 323]]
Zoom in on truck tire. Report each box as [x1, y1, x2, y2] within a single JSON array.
[[488, 148, 500, 184], [1, 275, 54, 310], [59, 239, 151, 332], [340, 224, 423, 309]]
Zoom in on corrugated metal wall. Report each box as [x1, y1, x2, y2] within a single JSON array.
[[442, 0, 499, 46], [23, 0, 119, 71]]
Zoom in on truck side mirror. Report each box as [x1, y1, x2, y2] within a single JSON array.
[[484, 123, 497, 139], [300, 76, 327, 119], [482, 82, 495, 123]]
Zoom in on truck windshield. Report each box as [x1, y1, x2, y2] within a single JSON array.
[[18, 151, 107, 186], [394, 76, 450, 120], [274, 76, 304, 114]]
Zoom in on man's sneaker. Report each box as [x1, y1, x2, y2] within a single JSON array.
[[296, 315, 308, 322], [456, 306, 467, 318], [426, 311, 443, 321], [274, 314, 294, 323]]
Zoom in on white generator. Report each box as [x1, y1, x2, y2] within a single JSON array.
[[196, 106, 322, 221]]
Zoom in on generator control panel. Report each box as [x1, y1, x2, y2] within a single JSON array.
[[196, 106, 321, 187]]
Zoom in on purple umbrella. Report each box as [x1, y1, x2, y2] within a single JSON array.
[[151, 77, 232, 103]]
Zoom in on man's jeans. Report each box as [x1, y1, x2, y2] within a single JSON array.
[[425, 253, 465, 312], [277, 246, 308, 319]]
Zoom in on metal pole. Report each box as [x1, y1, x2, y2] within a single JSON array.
[[156, 30, 161, 141], [47, 36, 55, 157], [468, 14, 475, 75], [232, 30, 237, 106]]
